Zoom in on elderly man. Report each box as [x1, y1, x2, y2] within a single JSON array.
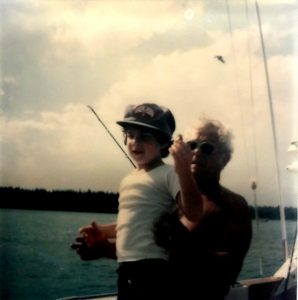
[[157, 118, 252, 300]]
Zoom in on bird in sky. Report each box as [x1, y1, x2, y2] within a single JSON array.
[[214, 55, 225, 64]]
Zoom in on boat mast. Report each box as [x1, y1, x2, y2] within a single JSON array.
[[255, 1, 288, 260]]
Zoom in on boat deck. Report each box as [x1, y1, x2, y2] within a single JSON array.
[[57, 276, 286, 300]]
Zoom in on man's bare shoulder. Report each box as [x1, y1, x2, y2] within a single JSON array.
[[220, 186, 252, 242], [220, 186, 250, 216]]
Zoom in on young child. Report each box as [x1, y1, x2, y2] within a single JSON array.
[[77, 103, 180, 300]]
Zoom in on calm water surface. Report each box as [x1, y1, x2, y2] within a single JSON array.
[[0, 209, 296, 300]]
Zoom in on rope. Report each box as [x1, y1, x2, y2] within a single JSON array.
[[255, 1, 288, 260], [245, 0, 263, 277]]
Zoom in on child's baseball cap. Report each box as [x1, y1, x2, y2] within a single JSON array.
[[117, 103, 175, 141]]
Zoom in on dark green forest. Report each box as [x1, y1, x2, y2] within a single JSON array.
[[0, 187, 297, 220], [0, 187, 118, 213]]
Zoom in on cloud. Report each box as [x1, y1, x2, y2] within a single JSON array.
[[2, 1, 204, 116], [1, 104, 130, 191], [1, 0, 297, 207], [88, 27, 296, 205]]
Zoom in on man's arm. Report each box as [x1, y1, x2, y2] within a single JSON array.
[[71, 236, 116, 260], [79, 222, 116, 245], [170, 138, 204, 224], [71, 221, 117, 260]]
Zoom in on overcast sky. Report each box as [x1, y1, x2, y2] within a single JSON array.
[[1, 0, 297, 207]]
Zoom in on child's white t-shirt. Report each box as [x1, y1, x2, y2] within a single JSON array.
[[116, 164, 179, 262]]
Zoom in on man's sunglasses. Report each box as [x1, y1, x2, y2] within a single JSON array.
[[186, 141, 215, 155]]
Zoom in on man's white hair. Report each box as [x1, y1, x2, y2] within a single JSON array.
[[185, 117, 234, 160]]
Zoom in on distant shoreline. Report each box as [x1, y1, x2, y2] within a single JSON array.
[[0, 186, 297, 220], [0, 186, 119, 214]]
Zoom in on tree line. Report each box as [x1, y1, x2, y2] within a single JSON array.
[[0, 186, 297, 220], [0, 187, 118, 213]]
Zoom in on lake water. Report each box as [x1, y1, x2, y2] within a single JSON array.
[[0, 209, 296, 300]]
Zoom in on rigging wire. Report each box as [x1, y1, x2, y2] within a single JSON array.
[[225, 0, 270, 274], [224, 2, 265, 273], [244, 0, 263, 277], [255, 1, 288, 260], [224, 0, 251, 167], [224, 0, 251, 176]]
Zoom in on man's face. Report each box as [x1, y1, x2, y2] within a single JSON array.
[[188, 127, 225, 178]]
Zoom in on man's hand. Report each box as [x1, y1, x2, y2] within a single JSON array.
[[170, 134, 193, 175], [71, 222, 116, 260], [79, 221, 107, 247]]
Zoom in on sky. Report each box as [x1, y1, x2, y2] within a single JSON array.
[[1, 0, 297, 208]]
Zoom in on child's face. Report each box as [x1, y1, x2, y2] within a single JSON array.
[[124, 128, 162, 168]]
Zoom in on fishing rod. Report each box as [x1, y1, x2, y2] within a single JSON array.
[[87, 105, 136, 168]]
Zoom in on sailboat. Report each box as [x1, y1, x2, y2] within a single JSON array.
[[58, 2, 297, 300], [58, 133, 298, 300], [56, 246, 297, 299]]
